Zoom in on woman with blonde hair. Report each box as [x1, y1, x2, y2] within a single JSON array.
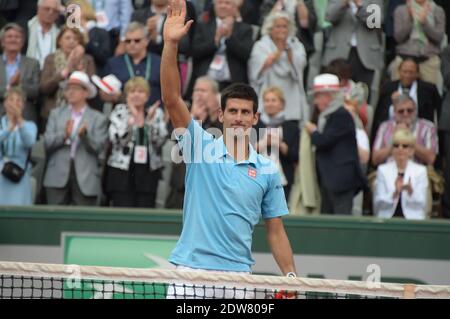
[[248, 10, 310, 127], [255, 86, 300, 200], [105, 77, 167, 207], [373, 128, 428, 220], [0, 87, 37, 205]]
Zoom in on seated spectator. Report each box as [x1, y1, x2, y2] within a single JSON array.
[[105, 77, 167, 208], [392, 0, 446, 86], [248, 11, 309, 126], [326, 58, 371, 132], [372, 94, 438, 166], [43, 71, 107, 205], [191, 76, 222, 133], [255, 86, 299, 200], [260, 0, 317, 56], [322, 0, 384, 90], [190, 0, 254, 92], [373, 58, 441, 141], [40, 26, 96, 126], [26, 0, 61, 70], [374, 128, 428, 220], [86, 0, 133, 54], [105, 22, 161, 107], [131, 0, 195, 92], [0, 23, 40, 124], [67, 0, 112, 76], [304, 73, 366, 215], [440, 45, 450, 218], [0, 87, 38, 205]]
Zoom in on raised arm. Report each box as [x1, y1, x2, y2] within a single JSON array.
[[161, 0, 193, 129]]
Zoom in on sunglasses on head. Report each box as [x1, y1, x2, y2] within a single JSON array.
[[125, 38, 144, 44], [393, 143, 411, 149], [397, 108, 414, 115]]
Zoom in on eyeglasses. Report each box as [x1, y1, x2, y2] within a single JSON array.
[[397, 108, 414, 115], [125, 38, 144, 44], [393, 143, 411, 149]]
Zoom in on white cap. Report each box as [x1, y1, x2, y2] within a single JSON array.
[[310, 73, 341, 94], [66, 71, 97, 98], [91, 74, 122, 95]]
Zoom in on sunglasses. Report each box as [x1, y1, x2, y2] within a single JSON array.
[[125, 38, 144, 44], [397, 108, 414, 115], [393, 143, 411, 149]]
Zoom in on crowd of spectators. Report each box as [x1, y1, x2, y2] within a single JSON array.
[[0, 0, 449, 220]]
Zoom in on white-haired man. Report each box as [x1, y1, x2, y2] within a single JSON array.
[[26, 0, 61, 69], [305, 73, 366, 215]]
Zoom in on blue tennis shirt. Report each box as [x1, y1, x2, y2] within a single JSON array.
[[169, 119, 289, 272]]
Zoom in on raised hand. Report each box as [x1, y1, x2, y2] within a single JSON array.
[[163, 0, 194, 44], [78, 123, 88, 137], [9, 71, 21, 86], [65, 120, 74, 140], [147, 100, 161, 121]]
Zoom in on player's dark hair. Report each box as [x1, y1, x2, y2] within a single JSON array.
[[220, 83, 259, 114]]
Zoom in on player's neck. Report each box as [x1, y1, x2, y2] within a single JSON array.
[[224, 134, 250, 162]]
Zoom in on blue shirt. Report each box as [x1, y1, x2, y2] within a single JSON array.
[[2, 54, 21, 84], [89, 0, 132, 38], [105, 53, 161, 106], [169, 120, 289, 272]]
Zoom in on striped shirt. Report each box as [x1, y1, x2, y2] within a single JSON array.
[[373, 119, 439, 164]]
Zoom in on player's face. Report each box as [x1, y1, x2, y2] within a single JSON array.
[[220, 98, 258, 138]]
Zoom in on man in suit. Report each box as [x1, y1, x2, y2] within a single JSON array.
[[189, 0, 254, 93], [305, 74, 366, 215], [43, 71, 108, 205], [0, 23, 40, 124], [440, 45, 450, 218], [322, 0, 384, 90], [372, 58, 441, 142]]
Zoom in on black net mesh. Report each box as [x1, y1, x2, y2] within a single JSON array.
[[0, 275, 391, 299]]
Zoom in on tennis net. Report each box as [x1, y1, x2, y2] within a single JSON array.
[[0, 261, 449, 299]]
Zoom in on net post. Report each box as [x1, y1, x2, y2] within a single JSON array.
[[403, 284, 416, 299]]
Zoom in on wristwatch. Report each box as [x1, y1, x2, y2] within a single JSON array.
[[286, 272, 297, 278]]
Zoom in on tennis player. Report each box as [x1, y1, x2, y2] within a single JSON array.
[[162, 0, 297, 298]]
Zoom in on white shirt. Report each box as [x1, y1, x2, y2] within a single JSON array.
[[36, 23, 54, 69], [374, 160, 428, 220], [356, 128, 370, 152]]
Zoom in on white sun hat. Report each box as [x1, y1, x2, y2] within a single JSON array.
[[91, 74, 122, 95], [65, 71, 97, 98]]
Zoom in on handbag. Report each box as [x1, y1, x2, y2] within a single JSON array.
[[0, 120, 30, 183], [1, 161, 26, 183]]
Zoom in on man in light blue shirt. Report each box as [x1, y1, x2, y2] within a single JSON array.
[[162, 0, 297, 280], [89, 0, 133, 40]]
